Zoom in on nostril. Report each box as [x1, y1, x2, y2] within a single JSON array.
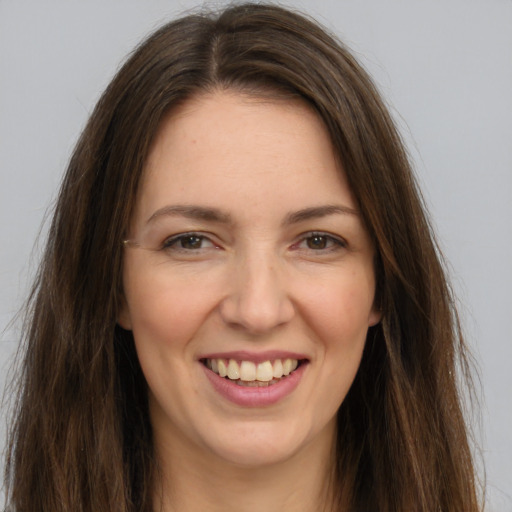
[[219, 299, 295, 334], [217, 266, 295, 333]]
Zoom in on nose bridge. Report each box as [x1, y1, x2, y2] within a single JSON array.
[[220, 245, 294, 333]]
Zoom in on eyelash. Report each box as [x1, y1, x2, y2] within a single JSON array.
[[292, 232, 347, 253], [161, 232, 218, 252], [161, 231, 347, 254]]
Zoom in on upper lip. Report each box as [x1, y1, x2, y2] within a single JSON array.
[[198, 350, 309, 364]]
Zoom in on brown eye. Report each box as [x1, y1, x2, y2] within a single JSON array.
[[306, 235, 328, 250], [180, 235, 204, 249], [162, 233, 216, 251], [293, 232, 347, 253]]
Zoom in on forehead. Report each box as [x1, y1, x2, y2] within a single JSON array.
[[133, 91, 354, 225], [147, 91, 336, 164]]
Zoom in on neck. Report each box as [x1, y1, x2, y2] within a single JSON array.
[[153, 424, 338, 512]]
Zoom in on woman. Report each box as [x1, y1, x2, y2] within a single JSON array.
[[4, 3, 481, 511]]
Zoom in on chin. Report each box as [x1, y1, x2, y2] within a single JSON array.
[[201, 418, 321, 469], [212, 438, 301, 469]]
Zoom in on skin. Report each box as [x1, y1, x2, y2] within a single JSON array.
[[119, 91, 380, 511]]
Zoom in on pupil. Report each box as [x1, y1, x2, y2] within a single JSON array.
[[182, 236, 202, 249], [308, 236, 326, 249]]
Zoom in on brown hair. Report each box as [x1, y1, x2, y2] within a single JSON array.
[[4, 4, 481, 511]]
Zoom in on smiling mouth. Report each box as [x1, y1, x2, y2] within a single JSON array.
[[201, 358, 305, 387]]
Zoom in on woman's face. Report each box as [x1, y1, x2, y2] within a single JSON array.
[[119, 92, 380, 468]]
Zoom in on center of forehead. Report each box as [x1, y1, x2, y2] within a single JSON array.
[[134, 91, 352, 227]]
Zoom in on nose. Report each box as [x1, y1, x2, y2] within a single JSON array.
[[219, 252, 295, 334]]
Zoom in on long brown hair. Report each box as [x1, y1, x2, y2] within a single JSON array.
[[4, 4, 481, 511]]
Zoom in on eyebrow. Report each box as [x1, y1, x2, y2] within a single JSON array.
[[146, 203, 358, 226], [147, 205, 232, 225], [282, 204, 358, 225]]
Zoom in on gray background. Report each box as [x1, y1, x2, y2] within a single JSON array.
[[1, 0, 511, 508]]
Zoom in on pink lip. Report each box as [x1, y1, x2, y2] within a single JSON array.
[[201, 361, 307, 407], [198, 350, 308, 364]]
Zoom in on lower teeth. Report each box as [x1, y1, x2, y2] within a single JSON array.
[[232, 378, 281, 387]]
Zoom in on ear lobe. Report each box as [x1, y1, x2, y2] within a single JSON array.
[[368, 307, 382, 327], [117, 296, 133, 330]]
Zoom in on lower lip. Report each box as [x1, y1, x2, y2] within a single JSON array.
[[202, 363, 306, 407]]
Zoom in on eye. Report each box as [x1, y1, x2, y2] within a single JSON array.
[[162, 233, 217, 251], [293, 232, 347, 252], [305, 234, 330, 250]]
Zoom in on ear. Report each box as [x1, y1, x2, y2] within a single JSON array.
[[117, 294, 133, 330], [368, 306, 382, 327]]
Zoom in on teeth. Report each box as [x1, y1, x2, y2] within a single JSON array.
[[227, 359, 240, 380], [236, 378, 280, 387], [218, 359, 227, 378], [283, 358, 293, 376], [273, 359, 283, 378], [240, 361, 256, 381], [256, 361, 273, 381], [205, 357, 301, 382]]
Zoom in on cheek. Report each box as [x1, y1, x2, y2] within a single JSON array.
[[123, 266, 223, 350], [123, 272, 218, 404], [319, 293, 369, 370], [298, 269, 376, 341], [297, 270, 375, 387]]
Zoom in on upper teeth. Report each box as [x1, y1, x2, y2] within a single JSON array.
[[206, 358, 299, 381]]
